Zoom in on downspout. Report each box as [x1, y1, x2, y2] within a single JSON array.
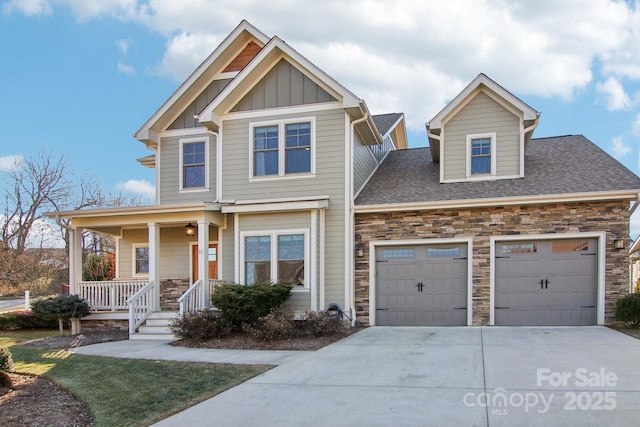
[[53, 214, 78, 296], [348, 112, 369, 326]]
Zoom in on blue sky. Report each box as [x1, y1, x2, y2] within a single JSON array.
[[1, 0, 640, 234]]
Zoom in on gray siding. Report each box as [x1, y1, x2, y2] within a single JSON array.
[[353, 131, 378, 195], [443, 91, 521, 181], [237, 211, 313, 310], [168, 79, 232, 130], [231, 59, 337, 112], [159, 132, 217, 204], [222, 108, 347, 309], [220, 215, 235, 283]]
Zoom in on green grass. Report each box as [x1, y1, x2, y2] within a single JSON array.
[[2, 331, 272, 427]]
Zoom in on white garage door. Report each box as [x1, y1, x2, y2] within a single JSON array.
[[495, 239, 598, 326], [375, 244, 468, 326]]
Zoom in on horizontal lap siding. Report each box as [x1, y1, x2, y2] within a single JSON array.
[[353, 131, 378, 194], [159, 133, 217, 204], [443, 91, 521, 180], [222, 109, 346, 310]]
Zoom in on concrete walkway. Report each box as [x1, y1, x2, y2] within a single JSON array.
[[75, 327, 640, 426], [72, 339, 308, 365]]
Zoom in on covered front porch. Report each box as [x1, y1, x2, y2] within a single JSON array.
[[48, 203, 227, 338]]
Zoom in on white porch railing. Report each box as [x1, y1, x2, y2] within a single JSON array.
[[127, 280, 156, 335], [178, 279, 225, 315], [77, 280, 147, 311]]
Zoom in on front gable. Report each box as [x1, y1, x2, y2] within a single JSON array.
[[230, 58, 338, 112]]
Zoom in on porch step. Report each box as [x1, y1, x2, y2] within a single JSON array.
[[129, 311, 178, 341]]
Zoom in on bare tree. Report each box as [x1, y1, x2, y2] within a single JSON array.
[[0, 151, 145, 293]]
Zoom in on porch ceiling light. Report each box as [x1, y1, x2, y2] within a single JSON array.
[[185, 223, 196, 237]]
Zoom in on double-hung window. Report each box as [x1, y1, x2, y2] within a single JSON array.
[[467, 132, 496, 177], [133, 245, 149, 276], [251, 118, 314, 178], [180, 137, 208, 190], [242, 231, 308, 289]]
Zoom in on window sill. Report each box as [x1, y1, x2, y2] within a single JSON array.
[[291, 288, 310, 293], [249, 174, 315, 182], [179, 187, 210, 193]]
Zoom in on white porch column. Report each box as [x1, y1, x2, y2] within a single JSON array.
[[197, 220, 210, 306], [68, 227, 83, 295], [148, 222, 161, 310]]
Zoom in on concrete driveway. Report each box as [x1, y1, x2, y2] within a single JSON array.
[[154, 326, 640, 426]]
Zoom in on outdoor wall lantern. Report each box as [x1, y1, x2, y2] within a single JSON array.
[[355, 242, 364, 257], [614, 238, 625, 249], [185, 223, 196, 237]]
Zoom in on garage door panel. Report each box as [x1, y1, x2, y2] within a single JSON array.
[[376, 244, 468, 326], [495, 239, 597, 326]]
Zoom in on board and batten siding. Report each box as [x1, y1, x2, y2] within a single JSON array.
[[222, 108, 347, 309], [231, 59, 337, 112], [353, 131, 379, 195], [159, 132, 217, 204], [443, 91, 521, 181], [168, 78, 232, 130]]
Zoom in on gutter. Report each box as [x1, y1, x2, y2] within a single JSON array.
[[347, 111, 370, 326]]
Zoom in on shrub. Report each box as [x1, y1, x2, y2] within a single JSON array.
[[616, 293, 640, 327], [83, 253, 116, 281], [0, 310, 58, 331], [245, 307, 346, 341], [211, 282, 294, 329], [170, 310, 230, 340], [31, 294, 91, 335], [0, 346, 13, 372]]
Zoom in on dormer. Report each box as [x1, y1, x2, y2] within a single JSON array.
[[426, 73, 540, 183]]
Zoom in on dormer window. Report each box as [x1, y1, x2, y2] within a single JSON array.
[[467, 132, 496, 178]]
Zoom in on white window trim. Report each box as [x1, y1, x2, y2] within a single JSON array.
[[132, 243, 149, 277], [248, 117, 316, 181], [466, 132, 497, 179], [179, 136, 210, 192], [239, 229, 310, 292]]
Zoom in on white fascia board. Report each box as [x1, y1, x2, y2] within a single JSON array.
[[134, 20, 270, 141], [353, 190, 640, 213], [221, 199, 329, 213], [428, 73, 538, 130], [199, 36, 362, 124], [45, 202, 222, 219]]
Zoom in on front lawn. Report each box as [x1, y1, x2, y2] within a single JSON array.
[[2, 331, 271, 426]]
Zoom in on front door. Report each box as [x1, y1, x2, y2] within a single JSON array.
[[192, 243, 218, 281]]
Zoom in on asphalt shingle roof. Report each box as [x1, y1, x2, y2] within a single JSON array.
[[355, 135, 640, 206], [372, 113, 402, 136]]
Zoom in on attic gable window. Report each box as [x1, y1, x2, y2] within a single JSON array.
[[250, 118, 315, 179], [466, 132, 496, 177]]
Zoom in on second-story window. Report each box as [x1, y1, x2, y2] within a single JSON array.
[[180, 139, 208, 190], [251, 118, 315, 179]]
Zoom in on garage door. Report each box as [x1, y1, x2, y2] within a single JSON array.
[[495, 239, 597, 326], [375, 244, 468, 326]]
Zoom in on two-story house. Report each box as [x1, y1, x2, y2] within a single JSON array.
[[48, 21, 407, 338], [354, 73, 640, 327]]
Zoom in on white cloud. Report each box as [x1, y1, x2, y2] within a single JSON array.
[[633, 113, 640, 137], [0, 154, 24, 172], [2, 0, 52, 16], [117, 61, 136, 76], [596, 76, 632, 111], [117, 38, 133, 55], [116, 179, 155, 200], [6, 0, 640, 131], [611, 136, 632, 157]]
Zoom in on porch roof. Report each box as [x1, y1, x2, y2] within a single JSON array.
[[45, 203, 225, 233]]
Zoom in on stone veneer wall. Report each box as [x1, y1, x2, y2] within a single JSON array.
[[354, 200, 631, 326], [160, 278, 190, 311], [81, 319, 129, 332]]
